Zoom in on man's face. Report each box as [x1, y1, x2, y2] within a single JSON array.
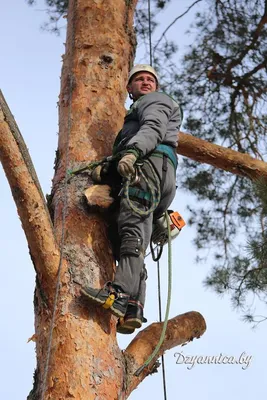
[[127, 72, 157, 100]]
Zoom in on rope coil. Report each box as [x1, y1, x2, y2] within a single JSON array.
[[124, 160, 161, 216]]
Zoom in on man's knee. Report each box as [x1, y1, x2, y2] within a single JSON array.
[[120, 236, 144, 257]]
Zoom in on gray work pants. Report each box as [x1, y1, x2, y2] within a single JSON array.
[[113, 155, 177, 306]]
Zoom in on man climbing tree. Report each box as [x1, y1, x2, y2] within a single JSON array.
[[0, 1, 206, 398], [81, 64, 181, 334], [1, 0, 266, 398]]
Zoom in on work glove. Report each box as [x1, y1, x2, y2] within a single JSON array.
[[117, 153, 137, 178], [91, 163, 109, 183], [91, 165, 102, 183]]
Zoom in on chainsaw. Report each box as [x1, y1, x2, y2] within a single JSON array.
[[150, 210, 186, 261]]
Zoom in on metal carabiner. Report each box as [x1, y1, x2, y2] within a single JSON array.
[[131, 166, 141, 185]]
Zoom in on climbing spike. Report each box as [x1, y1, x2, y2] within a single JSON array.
[[102, 293, 116, 309]]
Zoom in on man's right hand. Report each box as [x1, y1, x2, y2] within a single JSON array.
[[117, 153, 137, 178]]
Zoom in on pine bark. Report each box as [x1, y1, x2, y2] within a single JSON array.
[[34, 0, 138, 398], [0, 92, 60, 293]]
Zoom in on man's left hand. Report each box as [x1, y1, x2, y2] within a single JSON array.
[[91, 162, 109, 183], [117, 153, 137, 178]]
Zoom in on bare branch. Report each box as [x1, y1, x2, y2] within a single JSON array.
[[153, 0, 203, 55], [239, 58, 267, 83], [226, 8, 267, 73], [0, 90, 61, 293], [124, 311, 206, 396]]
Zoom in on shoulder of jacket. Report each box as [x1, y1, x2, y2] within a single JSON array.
[[159, 91, 180, 108], [138, 91, 179, 108]]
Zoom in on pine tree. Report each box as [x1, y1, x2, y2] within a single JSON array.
[[26, 1, 267, 318]]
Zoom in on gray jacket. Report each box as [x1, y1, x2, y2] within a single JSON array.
[[113, 92, 182, 157]]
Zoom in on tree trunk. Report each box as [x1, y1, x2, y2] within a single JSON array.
[[34, 0, 136, 398]]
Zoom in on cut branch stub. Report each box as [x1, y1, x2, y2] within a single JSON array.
[[84, 184, 114, 209], [124, 311, 206, 396]]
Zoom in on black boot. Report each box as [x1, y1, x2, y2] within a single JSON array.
[[116, 300, 147, 334], [81, 282, 129, 318]]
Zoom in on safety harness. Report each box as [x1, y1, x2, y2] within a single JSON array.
[[127, 143, 177, 207]]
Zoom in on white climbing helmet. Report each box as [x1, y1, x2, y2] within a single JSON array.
[[128, 64, 159, 87]]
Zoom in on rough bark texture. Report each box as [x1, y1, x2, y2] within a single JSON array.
[[32, 1, 139, 398]]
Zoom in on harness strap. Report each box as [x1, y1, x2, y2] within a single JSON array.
[[161, 153, 168, 193], [153, 144, 178, 169], [128, 187, 152, 206]]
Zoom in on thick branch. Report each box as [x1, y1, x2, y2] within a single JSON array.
[[83, 133, 267, 211], [0, 90, 60, 290], [178, 132, 267, 180], [124, 311, 206, 396]]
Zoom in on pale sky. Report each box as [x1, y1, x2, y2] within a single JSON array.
[[0, 1, 265, 399]]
